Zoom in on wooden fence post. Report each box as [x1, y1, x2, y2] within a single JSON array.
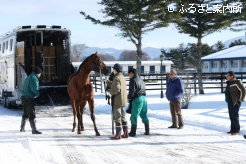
[[193, 73, 197, 95], [220, 73, 224, 93], [94, 74, 97, 92]]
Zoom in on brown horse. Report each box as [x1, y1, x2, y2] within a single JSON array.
[[67, 52, 109, 136]]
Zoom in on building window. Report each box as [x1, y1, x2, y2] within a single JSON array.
[[141, 66, 144, 74], [242, 60, 246, 67], [2, 42, 5, 53], [211, 61, 217, 68], [231, 60, 238, 68], [6, 41, 8, 50], [128, 66, 133, 71], [221, 61, 227, 68], [149, 65, 155, 73], [202, 62, 208, 69], [10, 39, 13, 51], [160, 65, 166, 73]]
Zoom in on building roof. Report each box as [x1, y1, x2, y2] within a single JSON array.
[[201, 45, 246, 61]]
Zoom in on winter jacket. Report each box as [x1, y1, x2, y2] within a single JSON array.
[[128, 75, 146, 100], [225, 79, 245, 106], [110, 72, 127, 107], [21, 72, 40, 99], [166, 77, 184, 101]]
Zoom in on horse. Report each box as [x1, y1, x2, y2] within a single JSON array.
[[67, 52, 109, 136]]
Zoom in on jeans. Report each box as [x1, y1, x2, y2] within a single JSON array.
[[228, 102, 241, 132]]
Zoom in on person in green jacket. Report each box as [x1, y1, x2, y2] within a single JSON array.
[[20, 67, 42, 134]]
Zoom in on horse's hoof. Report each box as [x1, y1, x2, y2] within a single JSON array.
[[96, 132, 100, 136], [77, 131, 81, 134], [72, 129, 75, 132], [81, 127, 85, 131]]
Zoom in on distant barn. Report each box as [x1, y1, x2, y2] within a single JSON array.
[[201, 45, 246, 73], [73, 60, 173, 75]]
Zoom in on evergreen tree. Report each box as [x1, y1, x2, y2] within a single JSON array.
[[161, 43, 188, 70], [213, 41, 225, 52], [80, 0, 174, 72], [172, 0, 238, 94], [187, 43, 213, 68], [229, 39, 246, 47], [229, 0, 246, 31]]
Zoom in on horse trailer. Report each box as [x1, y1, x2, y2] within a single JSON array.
[[0, 25, 72, 108]]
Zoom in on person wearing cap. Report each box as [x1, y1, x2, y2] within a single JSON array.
[[110, 63, 128, 140], [225, 71, 245, 135], [127, 68, 149, 137], [20, 67, 43, 134]]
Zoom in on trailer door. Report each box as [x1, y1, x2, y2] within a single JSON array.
[[16, 41, 27, 91]]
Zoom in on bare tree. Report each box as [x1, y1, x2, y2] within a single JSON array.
[[98, 53, 117, 61], [119, 50, 150, 61], [71, 44, 87, 62]]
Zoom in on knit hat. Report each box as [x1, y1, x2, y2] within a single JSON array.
[[113, 63, 122, 72], [34, 66, 43, 74], [128, 68, 137, 75], [227, 71, 235, 78]]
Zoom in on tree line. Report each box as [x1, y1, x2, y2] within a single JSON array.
[[71, 39, 246, 62]]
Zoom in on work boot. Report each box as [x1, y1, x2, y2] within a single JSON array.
[[231, 132, 239, 135], [111, 126, 121, 140], [29, 119, 42, 134], [227, 130, 232, 134], [168, 125, 178, 128], [121, 122, 128, 138], [178, 125, 184, 129], [129, 124, 137, 137], [20, 117, 27, 132], [144, 123, 150, 135]]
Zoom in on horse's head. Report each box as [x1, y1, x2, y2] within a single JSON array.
[[90, 52, 109, 75]]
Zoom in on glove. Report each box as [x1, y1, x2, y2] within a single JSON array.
[[126, 100, 132, 114]]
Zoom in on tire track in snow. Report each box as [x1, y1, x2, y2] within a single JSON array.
[[37, 106, 88, 164]]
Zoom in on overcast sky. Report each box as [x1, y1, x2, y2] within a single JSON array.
[[0, 0, 245, 49]]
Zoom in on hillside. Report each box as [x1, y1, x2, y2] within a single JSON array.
[[73, 35, 246, 60]]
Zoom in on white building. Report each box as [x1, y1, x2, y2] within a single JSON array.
[[201, 45, 246, 73], [73, 60, 173, 74]]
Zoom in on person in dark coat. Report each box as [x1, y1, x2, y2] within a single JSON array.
[[127, 68, 149, 137], [225, 71, 245, 135], [20, 67, 42, 134], [166, 69, 184, 129]]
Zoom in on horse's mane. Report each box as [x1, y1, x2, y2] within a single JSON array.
[[76, 53, 96, 74]]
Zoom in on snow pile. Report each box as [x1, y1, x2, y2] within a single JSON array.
[[0, 89, 246, 164]]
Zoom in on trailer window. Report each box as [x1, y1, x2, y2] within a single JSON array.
[[10, 39, 13, 51]]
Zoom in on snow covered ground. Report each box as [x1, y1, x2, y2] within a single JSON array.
[[0, 88, 246, 164]]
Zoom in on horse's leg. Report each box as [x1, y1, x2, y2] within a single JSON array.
[[88, 98, 100, 136], [75, 101, 82, 134], [71, 100, 77, 132], [80, 101, 86, 131]]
